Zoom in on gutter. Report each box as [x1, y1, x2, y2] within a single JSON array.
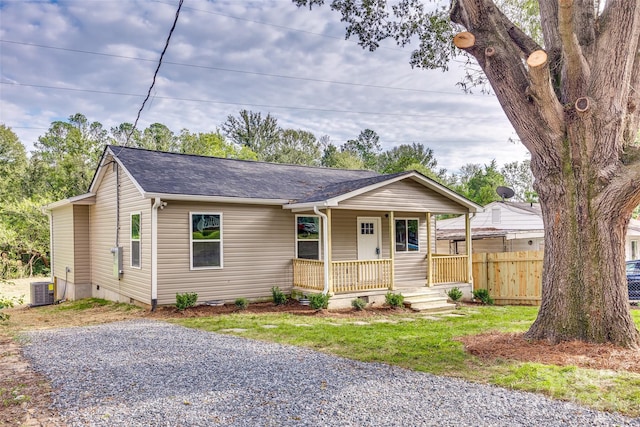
[[313, 206, 330, 295]]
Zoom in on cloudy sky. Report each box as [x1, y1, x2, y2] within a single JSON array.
[[0, 0, 529, 173]]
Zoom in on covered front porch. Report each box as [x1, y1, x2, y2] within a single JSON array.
[[290, 209, 475, 309], [283, 171, 481, 307]]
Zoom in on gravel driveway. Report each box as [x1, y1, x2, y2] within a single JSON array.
[[22, 320, 640, 426]]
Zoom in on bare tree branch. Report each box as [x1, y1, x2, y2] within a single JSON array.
[[558, 0, 590, 102], [526, 50, 565, 136]]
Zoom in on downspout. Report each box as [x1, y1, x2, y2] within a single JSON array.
[[151, 197, 162, 311], [313, 206, 330, 295], [115, 162, 120, 248]]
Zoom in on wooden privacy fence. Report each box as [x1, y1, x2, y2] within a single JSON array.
[[472, 251, 543, 305]]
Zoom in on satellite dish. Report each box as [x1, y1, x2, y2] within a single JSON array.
[[496, 186, 515, 201]]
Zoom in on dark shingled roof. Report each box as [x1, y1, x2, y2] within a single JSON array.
[[107, 145, 381, 202]]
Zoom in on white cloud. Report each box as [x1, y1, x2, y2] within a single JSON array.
[[0, 0, 526, 173]]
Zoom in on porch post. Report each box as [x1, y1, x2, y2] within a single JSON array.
[[326, 208, 334, 294], [465, 213, 473, 288], [389, 211, 395, 290], [426, 212, 433, 287]]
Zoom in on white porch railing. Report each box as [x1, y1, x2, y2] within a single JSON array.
[[292, 258, 392, 293], [431, 254, 469, 284]]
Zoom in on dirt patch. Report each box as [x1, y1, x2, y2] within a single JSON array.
[[0, 334, 63, 426], [459, 332, 640, 374]]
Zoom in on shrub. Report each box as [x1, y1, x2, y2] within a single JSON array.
[[447, 287, 463, 303], [0, 293, 24, 321], [175, 292, 198, 311], [351, 297, 367, 311], [308, 293, 330, 310], [385, 292, 404, 308], [473, 288, 494, 305], [271, 286, 287, 305], [234, 297, 248, 310]]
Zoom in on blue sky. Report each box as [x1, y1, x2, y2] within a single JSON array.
[[0, 0, 529, 173]]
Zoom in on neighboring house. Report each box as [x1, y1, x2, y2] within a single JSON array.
[[437, 201, 640, 260], [627, 218, 640, 261], [436, 201, 544, 254], [45, 146, 481, 309]]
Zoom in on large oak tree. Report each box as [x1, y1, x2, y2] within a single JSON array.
[[296, 0, 640, 347]]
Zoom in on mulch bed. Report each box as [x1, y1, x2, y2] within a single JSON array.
[[459, 332, 640, 373]]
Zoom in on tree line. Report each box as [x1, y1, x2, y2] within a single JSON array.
[[1, 110, 536, 278]]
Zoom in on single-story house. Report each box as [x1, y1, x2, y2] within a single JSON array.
[[437, 201, 640, 261], [45, 145, 481, 309], [436, 201, 544, 254]]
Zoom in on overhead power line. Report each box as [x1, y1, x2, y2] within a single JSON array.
[[1, 82, 505, 120], [0, 39, 482, 98], [128, 0, 184, 143]]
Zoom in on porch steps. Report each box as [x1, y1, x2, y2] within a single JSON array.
[[400, 288, 455, 313]]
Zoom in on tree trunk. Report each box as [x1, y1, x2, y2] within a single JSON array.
[[450, 0, 640, 348], [525, 149, 639, 347]]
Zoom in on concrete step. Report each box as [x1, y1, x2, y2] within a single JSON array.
[[402, 291, 455, 313]]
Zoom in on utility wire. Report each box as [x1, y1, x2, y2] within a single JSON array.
[[1, 82, 505, 120], [0, 39, 481, 98], [153, 0, 468, 64], [128, 0, 184, 144]]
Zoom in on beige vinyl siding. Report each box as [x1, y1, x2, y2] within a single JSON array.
[[337, 179, 468, 213], [330, 210, 390, 261], [52, 205, 74, 283], [118, 167, 151, 301], [90, 162, 151, 304], [156, 202, 295, 305], [72, 205, 91, 284], [329, 210, 426, 283], [393, 212, 428, 284]]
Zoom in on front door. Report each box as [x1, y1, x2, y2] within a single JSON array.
[[357, 217, 381, 260]]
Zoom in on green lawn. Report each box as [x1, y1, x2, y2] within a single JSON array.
[[173, 306, 640, 417]]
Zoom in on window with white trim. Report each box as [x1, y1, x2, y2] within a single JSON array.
[[296, 215, 320, 259], [395, 218, 419, 252], [190, 213, 222, 269], [130, 213, 141, 268]]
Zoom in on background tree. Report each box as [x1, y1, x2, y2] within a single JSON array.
[[377, 142, 438, 174], [341, 129, 382, 170], [221, 110, 280, 159], [264, 129, 322, 165], [31, 113, 107, 199], [0, 125, 28, 202], [321, 143, 365, 169], [136, 123, 177, 152], [109, 123, 140, 146], [295, 0, 640, 347], [0, 197, 50, 277], [451, 160, 508, 205], [501, 159, 537, 203], [178, 129, 258, 160]]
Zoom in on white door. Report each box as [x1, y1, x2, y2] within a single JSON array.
[[357, 217, 381, 260]]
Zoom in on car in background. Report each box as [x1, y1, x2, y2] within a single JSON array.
[[627, 260, 640, 302]]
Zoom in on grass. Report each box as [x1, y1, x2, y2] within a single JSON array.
[[173, 307, 640, 417]]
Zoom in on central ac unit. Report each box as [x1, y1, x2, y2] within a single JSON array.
[[30, 281, 54, 307]]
